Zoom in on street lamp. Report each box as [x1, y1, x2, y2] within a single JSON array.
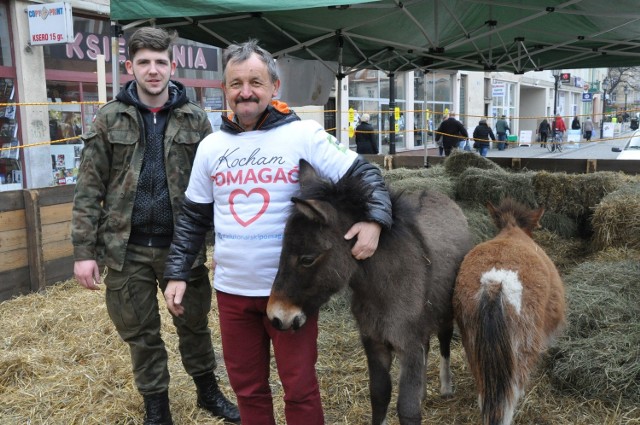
[[552, 69, 562, 118], [601, 77, 610, 138]]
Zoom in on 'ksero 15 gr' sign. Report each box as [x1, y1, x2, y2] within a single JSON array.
[[27, 2, 74, 46]]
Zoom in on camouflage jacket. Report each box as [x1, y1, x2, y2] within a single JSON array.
[[71, 81, 212, 271]]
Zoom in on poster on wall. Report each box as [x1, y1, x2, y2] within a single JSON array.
[[492, 82, 506, 97]]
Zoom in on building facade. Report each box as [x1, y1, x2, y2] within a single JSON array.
[[0, 0, 610, 191], [339, 67, 608, 153]]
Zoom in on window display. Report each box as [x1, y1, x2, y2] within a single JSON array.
[[0, 78, 22, 190]]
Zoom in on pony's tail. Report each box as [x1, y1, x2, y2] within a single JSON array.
[[475, 285, 515, 425]]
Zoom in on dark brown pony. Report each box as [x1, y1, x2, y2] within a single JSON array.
[[453, 198, 566, 425], [267, 160, 473, 425]]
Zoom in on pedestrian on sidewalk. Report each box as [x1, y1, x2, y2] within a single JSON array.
[[553, 114, 567, 140], [495, 114, 510, 150], [355, 113, 378, 154], [571, 116, 581, 130], [583, 117, 594, 141], [472, 118, 496, 157], [435, 112, 468, 156], [538, 118, 551, 148]]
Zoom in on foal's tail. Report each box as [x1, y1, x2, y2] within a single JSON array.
[[474, 283, 516, 425]]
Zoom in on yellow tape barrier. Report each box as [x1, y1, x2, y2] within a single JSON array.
[[0, 101, 636, 154]]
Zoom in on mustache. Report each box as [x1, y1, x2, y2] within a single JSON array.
[[235, 96, 260, 103]]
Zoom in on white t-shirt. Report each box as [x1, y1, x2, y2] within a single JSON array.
[[186, 119, 357, 296]]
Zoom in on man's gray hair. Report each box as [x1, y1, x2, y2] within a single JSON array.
[[223, 39, 279, 84]]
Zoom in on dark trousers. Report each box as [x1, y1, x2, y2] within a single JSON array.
[[540, 132, 548, 146], [105, 244, 216, 394], [585, 130, 592, 141], [497, 132, 507, 150]]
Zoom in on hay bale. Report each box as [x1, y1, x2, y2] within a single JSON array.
[[388, 176, 456, 198], [547, 260, 640, 406], [443, 149, 502, 176], [458, 201, 497, 245], [532, 171, 629, 219], [382, 166, 433, 184], [584, 246, 640, 263], [591, 184, 640, 250], [532, 230, 588, 273], [455, 167, 538, 207], [383, 165, 456, 198], [540, 211, 580, 239]]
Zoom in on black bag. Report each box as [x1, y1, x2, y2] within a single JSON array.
[[473, 141, 479, 149]]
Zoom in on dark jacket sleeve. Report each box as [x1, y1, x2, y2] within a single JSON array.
[[459, 122, 469, 138], [164, 197, 213, 282], [341, 156, 393, 229], [369, 130, 378, 154]]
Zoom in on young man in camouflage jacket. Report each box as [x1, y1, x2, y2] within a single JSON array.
[[71, 27, 239, 425]]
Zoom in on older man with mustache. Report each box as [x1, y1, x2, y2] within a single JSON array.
[[164, 39, 393, 424]]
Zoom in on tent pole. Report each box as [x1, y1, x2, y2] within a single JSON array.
[[336, 75, 343, 144], [389, 73, 396, 155]]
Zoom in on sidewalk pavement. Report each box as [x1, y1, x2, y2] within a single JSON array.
[[392, 130, 635, 160]]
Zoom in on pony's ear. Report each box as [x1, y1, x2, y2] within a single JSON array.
[[298, 159, 319, 189], [532, 207, 545, 229], [291, 197, 331, 224], [486, 201, 498, 220]]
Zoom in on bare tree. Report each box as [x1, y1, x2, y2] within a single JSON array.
[[605, 67, 640, 117]]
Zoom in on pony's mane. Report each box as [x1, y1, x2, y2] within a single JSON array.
[[295, 172, 404, 223], [295, 173, 373, 221], [489, 198, 542, 236]]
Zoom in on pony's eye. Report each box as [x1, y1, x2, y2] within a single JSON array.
[[298, 255, 316, 267]]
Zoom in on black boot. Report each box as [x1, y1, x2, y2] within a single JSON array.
[[193, 372, 241, 423], [143, 391, 173, 425]]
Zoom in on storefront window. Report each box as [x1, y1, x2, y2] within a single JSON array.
[[380, 72, 389, 99], [491, 80, 516, 121], [0, 77, 21, 190], [46, 81, 82, 186], [0, 3, 12, 67], [47, 81, 82, 143], [425, 72, 453, 103], [395, 73, 405, 101], [349, 69, 379, 98], [201, 87, 224, 131], [420, 73, 452, 128]]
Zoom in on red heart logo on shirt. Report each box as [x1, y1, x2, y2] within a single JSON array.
[[229, 188, 270, 227]]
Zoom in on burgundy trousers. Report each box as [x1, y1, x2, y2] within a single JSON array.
[[216, 291, 324, 425]]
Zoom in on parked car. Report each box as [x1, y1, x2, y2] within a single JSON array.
[[612, 131, 640, 159]]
